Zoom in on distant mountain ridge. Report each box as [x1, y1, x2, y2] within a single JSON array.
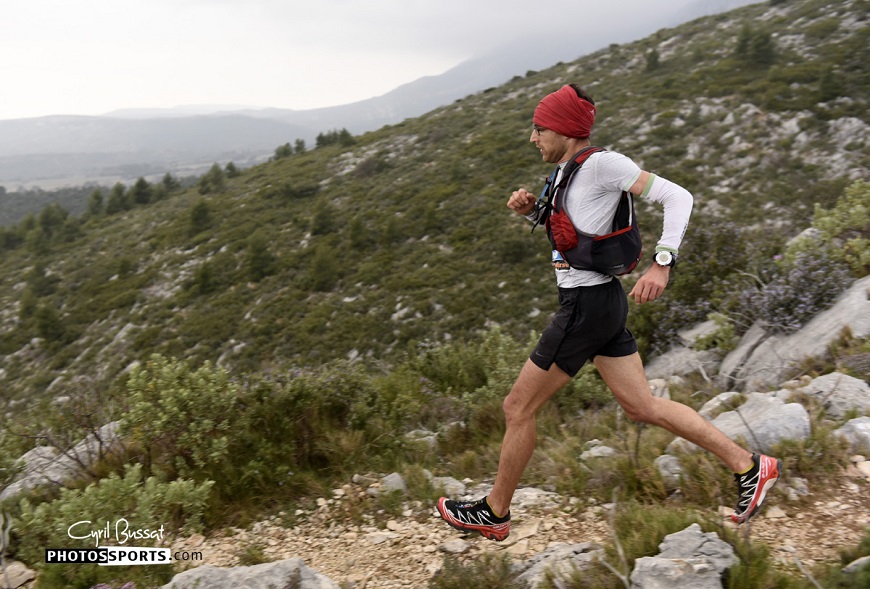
[[0, 0, 761, 190]]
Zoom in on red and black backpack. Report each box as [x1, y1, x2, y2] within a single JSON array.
[[532, 146, 642, 276]]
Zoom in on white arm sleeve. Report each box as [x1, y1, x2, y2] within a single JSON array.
[[642, 174, 693, 253]]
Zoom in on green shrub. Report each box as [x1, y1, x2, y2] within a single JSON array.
[[120, 356, 338, 501], [305, 242, 340, 291], [188, 200, 212, 235], [197, 163, 226, 194], [459, 326, 528, 406], [737, 248, 851, 334], [771, 420, 852, 480], [14, 464, 211, 589], [611, 502, 702, 565], [555, 363, 612, 415], [821, 528, 870, 588], [235, 540, 270, 566], [810, 180, 869, 276], [692, 313, 738, 354], [246, 229, 277, 282], [162, 361, 407, 503], [429, 552, 523, 589], [121, 355, 240, 480]]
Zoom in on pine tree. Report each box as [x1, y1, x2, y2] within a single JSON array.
[[86, 189, 104, 217], [645, 48, 660, 71], [131, 177, 153, 205], [189, 200, 212, 235], [247, 230, 276, 282]]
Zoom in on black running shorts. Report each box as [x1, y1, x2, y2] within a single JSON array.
[[530, 279, 638, 377]]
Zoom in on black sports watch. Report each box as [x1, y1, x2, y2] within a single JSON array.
[[654, 250, 677, 268]]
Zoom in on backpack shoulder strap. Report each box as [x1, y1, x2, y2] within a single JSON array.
[[552, 146, 605, 211], [530, 146, 606, 234]]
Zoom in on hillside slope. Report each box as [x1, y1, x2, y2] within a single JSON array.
[[0, 0, 866, 404]]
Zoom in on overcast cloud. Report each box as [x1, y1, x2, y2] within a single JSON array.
[[0, 0, 760, 120]]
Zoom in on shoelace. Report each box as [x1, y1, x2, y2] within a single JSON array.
[[450, 499, 503, 525], [736, 469, 760, 509]]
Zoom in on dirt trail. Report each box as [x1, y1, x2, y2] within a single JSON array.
[[171, 472, 870, 588]]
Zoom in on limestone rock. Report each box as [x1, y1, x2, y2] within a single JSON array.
[[516, 542, 603, 588], [717, 323, 768, 389], [669, 393, 810, 455], [1, 421, 122, 501], [645, 348, 720, 380], [629, 524, 736, 589], [842, 555, 870, 575], [380, 472, 407, 494], [439, 539, 470, 554], [835, 417, 870, 452], [654, 454, 684, 491], [0, 560, 36, 589], [430, 476, 465, 498], [732, 276, 870, 391], [160, 558, 339, 589], [648, 378, 671, 400], [697, 392, 744, 420], [794, 372, 870, 420], [646, 319, 728, 380], [580, 445, 617, 460]]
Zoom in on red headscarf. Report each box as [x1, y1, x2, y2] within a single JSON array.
[[533, 85, 596, 139]]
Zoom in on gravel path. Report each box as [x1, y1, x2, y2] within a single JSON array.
[[170, 471, 870, 588]]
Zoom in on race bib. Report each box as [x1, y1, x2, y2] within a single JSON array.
[[552, 250, 570, 272]]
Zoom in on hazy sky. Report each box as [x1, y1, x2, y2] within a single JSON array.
[[0, 0, 758, 121]]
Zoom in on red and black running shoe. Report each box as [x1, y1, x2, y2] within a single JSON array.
[[731, 453, 782, 523], [436, 496, 511, 541]]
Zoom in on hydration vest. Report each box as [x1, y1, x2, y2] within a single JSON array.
[[532, 146, 642, 276]]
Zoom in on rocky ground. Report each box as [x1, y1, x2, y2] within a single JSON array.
[[170, 462, 870, 589]]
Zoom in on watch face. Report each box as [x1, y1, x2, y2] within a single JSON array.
[[655, 251, 673, 266]]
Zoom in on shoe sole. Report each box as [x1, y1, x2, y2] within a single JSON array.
[[731, 458, 782, 524], [436, 498, 510, 541]]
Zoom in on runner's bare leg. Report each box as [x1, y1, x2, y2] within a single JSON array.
[[593, 353, 753, 473], [487, 360, 571, 516]]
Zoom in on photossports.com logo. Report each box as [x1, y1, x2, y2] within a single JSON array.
[[45, 519, 202, 566]]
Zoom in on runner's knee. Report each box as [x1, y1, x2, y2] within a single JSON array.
[[502, 391, 534, 425], [619, 396, 660, 424]]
